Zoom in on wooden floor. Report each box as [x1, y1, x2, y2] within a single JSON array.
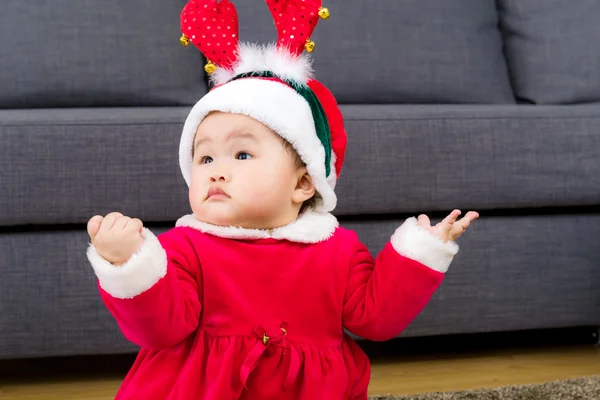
[[2, 330, 600, 399], [369, 345, 600, 395]]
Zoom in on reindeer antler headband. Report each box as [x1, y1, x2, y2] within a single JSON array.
[[179, 0, 329, 79]]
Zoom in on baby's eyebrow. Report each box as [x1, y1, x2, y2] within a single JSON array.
[[226, 132, 258, 143], [194, 132, 257, 152], [194, 137, 212, 152]]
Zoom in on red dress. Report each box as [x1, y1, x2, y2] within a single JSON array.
[[87, 212, 457, 399]]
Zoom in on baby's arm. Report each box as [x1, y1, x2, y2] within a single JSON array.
[[86, 213, 202, 351], [342, 210, 477, 341]]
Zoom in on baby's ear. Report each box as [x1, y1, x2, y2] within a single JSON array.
[[292, 169, 315, 204]]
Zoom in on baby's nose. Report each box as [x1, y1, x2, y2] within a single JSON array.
[[210, 171, 230, 182]]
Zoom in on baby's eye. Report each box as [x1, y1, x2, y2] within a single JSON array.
[[236, 152, 252, 160], [200, 156, 213, 164]]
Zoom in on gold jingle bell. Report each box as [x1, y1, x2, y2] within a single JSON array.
[[179, 34, 190, 47], [204, 61, 217, 74], [304, 39, 315, 53], [318, 6, 330, 20]]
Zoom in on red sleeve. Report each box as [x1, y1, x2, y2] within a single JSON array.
[[342, 218, 458, 341], [342, 241, 443, 341], [87, 227, 202, 350]]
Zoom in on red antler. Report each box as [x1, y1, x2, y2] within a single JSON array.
[[266, 0, 329, 57], [180, 0, 240, 73]]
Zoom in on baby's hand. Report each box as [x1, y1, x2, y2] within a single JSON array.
[[417, 209, 479, 243], [87, 212, 145, 266]]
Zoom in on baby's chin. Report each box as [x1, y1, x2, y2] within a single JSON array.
[[192, 207, 284, 230], [194, 211, 239, 227], [192, 207, 254, 229]]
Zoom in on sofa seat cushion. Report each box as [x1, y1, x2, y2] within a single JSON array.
[[2, 214, 599, 358], [1, 104, 600, 226]]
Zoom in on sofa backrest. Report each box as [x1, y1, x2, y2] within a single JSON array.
[[0, 0, 208, 108], [234, 0, 516, 104], [2, 0, 599, 107], [497, 0, 600, 104]]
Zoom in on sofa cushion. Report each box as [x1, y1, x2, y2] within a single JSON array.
[[0, 0, 207, 108], [3, 214, 600, 358], [498, 0, 600, 104], [233, 0, 515, 104], [0, 108, 191, 226], [334, 104, 600, 215], [2, 104, 600, 226], [351, 214, 600, 337]]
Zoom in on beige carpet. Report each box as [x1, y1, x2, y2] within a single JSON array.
[[369, 376, 600, 400]]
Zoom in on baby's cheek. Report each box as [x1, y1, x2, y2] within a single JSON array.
[[238, 179, 263, 199], [240, 182, 272, 205], [188, 181, 205, 212]]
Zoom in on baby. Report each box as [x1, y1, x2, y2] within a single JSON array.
[[85, 1, 478, 399]]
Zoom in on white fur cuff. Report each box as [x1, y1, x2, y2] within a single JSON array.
[[390, 217, 459, 273], [86, 228, 168, 299]]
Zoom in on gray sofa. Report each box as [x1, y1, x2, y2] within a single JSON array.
[[2, 0, 600, 360]]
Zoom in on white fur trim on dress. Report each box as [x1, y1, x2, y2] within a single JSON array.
[[390, 217, 459, 273], [86, 228, 167, 299], [179, 78, 337, 212], [211, 43, 314, 86], [176, 209, 339, 244]]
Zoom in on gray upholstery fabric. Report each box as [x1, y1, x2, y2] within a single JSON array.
[[0, 0, 207, 108], [0, 108, 191, 226], [335, 104, 600, 215], [234, 0, 515, 104], [3, 104, 600, 226], [0, 228, 140, 359], [351, 214, 600, 337], [2, 214, 599, 359], [498, 0, 600, 104]]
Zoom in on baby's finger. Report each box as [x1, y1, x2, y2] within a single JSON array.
[[466, 211, 480, 221], [87, 215, 104, 240], [440, 209, 461, 231], [449, 211, 479, 240], [443, 209, 462, 224], [417, 214, 431, 228], [457, 211, 479, 230], [101, 212, 123, 231], [125, 218, 144, 234], [115, 216, 131, 230]]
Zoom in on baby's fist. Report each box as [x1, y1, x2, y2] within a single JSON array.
[[87, 212, 145, 266]]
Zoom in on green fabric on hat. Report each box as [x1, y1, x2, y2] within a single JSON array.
[[230, 71, 332, 177]]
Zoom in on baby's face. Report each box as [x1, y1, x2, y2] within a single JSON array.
[[190, 112, 305, 229]]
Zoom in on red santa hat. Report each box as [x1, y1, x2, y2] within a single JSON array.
[[178, 0, 346, 213]]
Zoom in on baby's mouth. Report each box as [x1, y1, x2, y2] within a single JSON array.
[[206, 187, 230, 200]]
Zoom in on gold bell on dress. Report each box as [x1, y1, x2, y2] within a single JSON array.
[[179, 34, 190, 47], [318, 6, 330, 20], [304, 39, 315, 53], [204, 61, 217, 74]]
